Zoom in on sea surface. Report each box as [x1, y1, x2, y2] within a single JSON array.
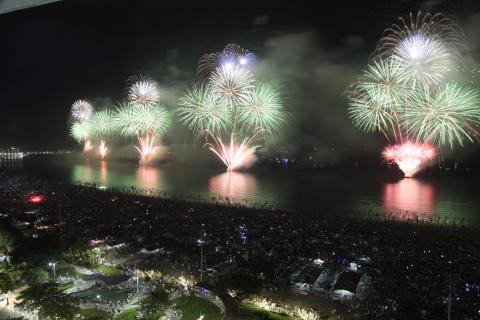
[[2, 155, 479, 225]]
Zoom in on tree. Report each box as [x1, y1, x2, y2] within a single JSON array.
[[138, 285, 169, 319], [17, 282, 79, 319], [0, 272, 15, 293]]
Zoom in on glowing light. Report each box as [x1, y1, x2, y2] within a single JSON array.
[[393, 34, 451, 87], [208, 171, 257, 203], [383, 179, 435, 217], [382, 142, 435, 177], [71, 99, 93, 120], [99, 140, 108, 159], [204, 132, 259, 171], [84, 140, 93, 152], [28, 195, 44, 203]]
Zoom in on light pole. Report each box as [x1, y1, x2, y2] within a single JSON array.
[[48, 262, 56, 279], [197, 239, 205, 282]]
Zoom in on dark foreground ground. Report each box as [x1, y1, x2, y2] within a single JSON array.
[[0, 172, 479, 319]]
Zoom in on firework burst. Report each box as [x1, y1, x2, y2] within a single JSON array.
[[71, 100, 93, 121], [128, 80, 159, 107], [91, 110, 114, 159], [180, 44, 285, 170], [178, 84, 230, 135], [383, 142, 435, 177], [407, 82, 480, 147], [70, 121, 93, 152], [373, 11, 465, 60], [209, 63, 255, 107], [393, 34, 452, 87], [238, 83, 285, 132], [347, 11, 478, 177], [113, 103, 170, 163]]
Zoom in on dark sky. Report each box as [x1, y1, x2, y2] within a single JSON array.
[[1, 0, 480, 157]]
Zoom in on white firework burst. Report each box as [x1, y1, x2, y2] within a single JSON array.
[[71, 99, 93, 120], [128, 80, 159, 107], [209, 63, 255, 107], [393, 33, 452, 87]]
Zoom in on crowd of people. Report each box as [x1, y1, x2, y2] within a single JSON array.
[[1, 173, 480, 319]]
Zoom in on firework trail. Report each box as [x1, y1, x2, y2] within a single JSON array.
[[179, 44, 285, 170], [348, 11, 479, 177]]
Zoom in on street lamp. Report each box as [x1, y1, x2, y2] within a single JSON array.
[[48, 262, 56, 279], [197, 239, 205, 282]]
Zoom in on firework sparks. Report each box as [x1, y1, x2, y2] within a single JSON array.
[[238, 83, 285, 131], [99, 140, 108, 159], [407, 82, 480, 147], [128, 80, 159, 107], [71, 100, 93, 121], [373, 11, 465, 60], [383, 142, 435, 177], [91, 110, 114, 159], [204, 132, 259, 171], [393, 34, 452, 87], [113, 103, 170, 163], [70, 121, 93, 152], [179, 44, 286, 171], [209, 63, 255, 107], [347, 12, 479, 177]]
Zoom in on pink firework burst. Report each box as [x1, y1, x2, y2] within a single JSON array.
[[382, 142, 436, 177]]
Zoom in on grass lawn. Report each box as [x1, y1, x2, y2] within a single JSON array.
[[115, 307, 138, 320], [173, 296, 223, 320], [238, 303, 297, 320], [78, 308, 110, 319], [95, 265, 124, 276]]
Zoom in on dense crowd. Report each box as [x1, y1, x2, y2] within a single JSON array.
[[1, 173, 479, 319]]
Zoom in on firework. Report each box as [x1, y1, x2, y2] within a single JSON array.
[[128, 80, 159, 107], [204, 133, 259, 171], [70, 121, 93, 152], [113, 103, 170, 163], [178, 84, 230, 135], [197, 43, 254, 78], [209, 63, 255, 107], [383, 142, 435, 177], [99, 140, 108, 159], [407, 83, 480, 147], [180, 44, 285, 170], [347, 12, 477, 177], [71, 100, 93, 121], [393, 34, 452, 87], [373, 11, 465, 60], [238, 83, 285, 131]]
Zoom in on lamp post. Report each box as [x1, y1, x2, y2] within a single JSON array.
[[48, 262, 56, 279], [197, 239, 205, 282]]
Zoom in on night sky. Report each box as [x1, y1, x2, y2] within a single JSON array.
[[1, 0, 480, 161]]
